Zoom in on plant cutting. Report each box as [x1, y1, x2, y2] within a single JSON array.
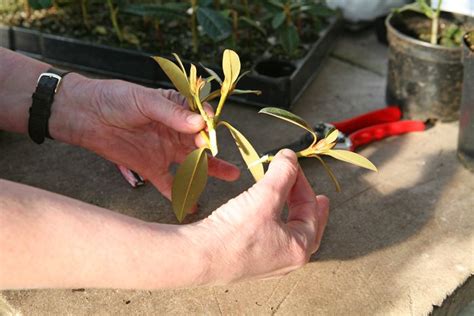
[[385, 0, 469, 122], [154, 49, 263, 222], [253, 107, 377, 191]]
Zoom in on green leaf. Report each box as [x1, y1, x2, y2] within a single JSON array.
[[239, 17, 267, 35], [259, 107, 315, 135], [196, 7, 232, 41], [416, 0, 434, 19], [272, 12, 286, 29], [202, 90, 221, 103], [172, 148, 209, 222], [200, 80, 212, 101], [200, 64, 223, 84], [153, 56, 191, 98], [313, 155, 341, 192], [219, 121, 264, 182], [121, 3, 187, 20], [321, 150, 378, 172], [279, 24, 300, 55], [28, 0, 53, 9]]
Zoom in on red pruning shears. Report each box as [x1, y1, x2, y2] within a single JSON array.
[[265, 106, 434, 156]]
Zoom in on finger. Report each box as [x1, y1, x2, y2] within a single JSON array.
[[149, 171, 199, 213], [313, 195, 329, 252], [136, 88, 205, 134], [195, 133, 208, 148], [161, 88, 215, 119], [287, 166, 318, 224], [251, 149, 299, 216], [208, 157, 241, 182], [149, 172, 174, 201]]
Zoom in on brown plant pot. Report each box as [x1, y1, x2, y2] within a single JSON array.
[[385, 12, 464, 122]]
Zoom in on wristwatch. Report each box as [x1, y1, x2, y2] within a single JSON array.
[[28, 67, 70, 144]]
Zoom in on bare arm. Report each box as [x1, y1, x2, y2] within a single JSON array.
[[0, 179, 208, 289], [0, 49, 329, 289]]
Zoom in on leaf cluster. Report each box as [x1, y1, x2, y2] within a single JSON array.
[[256, 107, 377, 192], [154, 49, 263, 222]]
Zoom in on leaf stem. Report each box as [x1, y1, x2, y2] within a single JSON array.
[[215, 92, 228, 120]]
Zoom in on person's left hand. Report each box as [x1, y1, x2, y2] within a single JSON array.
[[50, 75, 240, 199]]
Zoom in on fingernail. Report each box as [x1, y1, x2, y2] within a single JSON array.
[[187, 114, 203, 126], [278, 148, 295, 158]]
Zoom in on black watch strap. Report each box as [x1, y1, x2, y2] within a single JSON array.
[[28, 67, 70, 144]]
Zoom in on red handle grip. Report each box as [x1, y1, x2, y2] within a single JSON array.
[[350, 121, 426, 151], [333, 106, 402, 135]]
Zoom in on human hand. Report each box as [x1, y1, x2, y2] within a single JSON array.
[[187, 149, 329, 284], [50, 75, 240, 199]]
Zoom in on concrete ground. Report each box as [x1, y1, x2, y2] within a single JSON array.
[[1, 29, 473, 315]]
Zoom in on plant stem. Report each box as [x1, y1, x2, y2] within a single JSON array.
[[231, 9, 239, 46], [23, 0, 30, 17], [191, 0, 199, 54], [81, 0, 90, 29], [106, 0, 123, 42], [242, 0, 250, 18], [431, 0, 442, 45], [215, 92, 227, 119]]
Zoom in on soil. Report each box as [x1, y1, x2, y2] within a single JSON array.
[[0, 3, 325, 68], [392, 12, 467, 47]]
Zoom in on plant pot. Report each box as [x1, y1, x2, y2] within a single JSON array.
[[385, 12, 464, 122], [457, 32, 474, 171]]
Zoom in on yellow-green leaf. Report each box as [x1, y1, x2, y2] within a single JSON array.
[[321, 150, 378, 172], [232, 89, 262, 96], [172, 148, 208, 222], [172, 53, 187, 75], [325, 129, 339, 144], [153, 56, 191, 98], [219, 121, 264, 181], [200, 80, 212, 101], [189, 64, 197, 95], [222, 49, 241, 90], [259, 107, 316, 136], [313, 155, 341, 192]]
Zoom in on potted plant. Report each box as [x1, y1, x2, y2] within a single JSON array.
[[385, 0, 471, 122], [458, 31, 474, 171], [0, 0, 341, 108]]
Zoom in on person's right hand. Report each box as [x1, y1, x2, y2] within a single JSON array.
[[188, 149, 330, 285]]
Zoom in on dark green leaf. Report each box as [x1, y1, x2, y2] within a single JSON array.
[[279, 24, 300, 55], [196, 7, 232, 42], [28, 0, 53, 10], [272, 12, 286, 29], [121, 3, 187, 20]]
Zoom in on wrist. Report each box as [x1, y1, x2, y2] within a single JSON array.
[[48, 73, 99, 147]]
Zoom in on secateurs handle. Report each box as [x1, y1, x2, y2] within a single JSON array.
[[332, 106, 402, 135], [349, 120, 427, 151]]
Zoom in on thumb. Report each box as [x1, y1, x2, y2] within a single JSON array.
[[136, 88, 205, 133], [250, 149, 299, 216]]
